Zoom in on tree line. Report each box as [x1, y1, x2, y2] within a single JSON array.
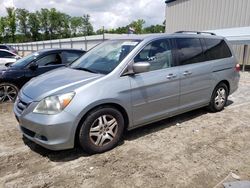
[[0, 7, 165, 43]]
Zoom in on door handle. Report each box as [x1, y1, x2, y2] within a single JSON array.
[[183, 71, 192, 76], [166, 74, 177, 79]]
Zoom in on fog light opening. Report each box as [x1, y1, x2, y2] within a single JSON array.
[[35, 134, 48, 141]]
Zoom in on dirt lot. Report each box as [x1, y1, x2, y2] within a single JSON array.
[[1, 73, 250, 188]]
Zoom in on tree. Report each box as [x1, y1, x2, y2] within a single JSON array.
[[60, 13, 71, 38], [48, 8, 57, 39], [6, 7, 16, 42], [70, 17, 83, 36], [82, 14, 94, 36], [58, 13, 71, 38], [96, 29, 102, 35], [16, 8, 29, 41], [0, 17, 7, 37], [46, 8, 70, 39], [0, 7, 166, 42], [129, 19, 145, 34], [38, 8, 50, 40], [116, 26, 129, 34], [28, 12, 40, 41], [144, 24, 165, 33]]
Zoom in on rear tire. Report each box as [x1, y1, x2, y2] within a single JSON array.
[[78, 106, 124, 154], [0, 82, 19, 103], [208, 83, 228, 112]]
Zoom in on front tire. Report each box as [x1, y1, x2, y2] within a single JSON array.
[[208, 83, 228, 112], [0, 83, 19, 103], [78, 107, 124, 154]]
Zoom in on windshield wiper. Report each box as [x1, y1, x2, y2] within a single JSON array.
[[73, 67, 98, 73]]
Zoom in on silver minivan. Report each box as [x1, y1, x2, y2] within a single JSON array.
[[14, 32, 240, 154]]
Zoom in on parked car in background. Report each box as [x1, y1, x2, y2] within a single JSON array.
[[14, 32, 240, 154], [0, 49, 21, 67], [0, 48, 85, 102], [0, 44, 18, 55]]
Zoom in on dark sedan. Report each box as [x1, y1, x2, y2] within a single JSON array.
[[0, 44, 18, 55], [0, 48, 85, 102]]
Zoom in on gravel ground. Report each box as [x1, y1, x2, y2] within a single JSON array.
[[0, 72, 250, 188]]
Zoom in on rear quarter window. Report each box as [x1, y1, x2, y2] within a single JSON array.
[[204, 38, 232, 61]]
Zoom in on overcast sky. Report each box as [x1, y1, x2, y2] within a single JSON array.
[[0, 0, 166, 30]]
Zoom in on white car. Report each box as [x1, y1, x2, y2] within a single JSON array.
[[0, 49, 21, 67]]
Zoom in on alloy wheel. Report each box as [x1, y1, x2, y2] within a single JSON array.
[[214, 87, 226, 108], [0, 85, 18, 102], [89, 115, 118, 147]]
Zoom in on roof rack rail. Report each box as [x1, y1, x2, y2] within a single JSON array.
[[175, 31, 216, 36]]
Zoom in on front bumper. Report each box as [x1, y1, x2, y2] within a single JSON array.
[[14, 95, 78, 151]]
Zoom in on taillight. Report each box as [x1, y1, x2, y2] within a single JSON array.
[[235, 64, 241, 72]]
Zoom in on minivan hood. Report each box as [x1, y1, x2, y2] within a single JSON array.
[[22, 67, 103, 100]]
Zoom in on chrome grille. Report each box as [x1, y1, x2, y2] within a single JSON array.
[[16, 99, 28, 114]]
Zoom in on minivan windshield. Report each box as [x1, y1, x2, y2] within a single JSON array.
[[11, 52, 39, 68], [70, 39, 140, 74]]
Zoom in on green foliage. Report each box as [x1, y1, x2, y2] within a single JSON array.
[[6, 7, 16, 42], [0, 17, 6, 36], [28, 12, 40, 41], [70, 17, 83, 37], [82, 14, 94, 36], [48, 8, 59, 38], [95, 19, 165, 35], [16, 8, 29, 41], [96, 27, 106, 35], [0, 17, 6, 42], [59, 13, 71, 38], [144, 24, 165, 33], [107, 26, 128, 34], [0, 7, 166, 43], [129, 19, 145, 34], [38, 8, 50, 40]]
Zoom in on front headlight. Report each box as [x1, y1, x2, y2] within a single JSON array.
[[33, 92, 75, 115]]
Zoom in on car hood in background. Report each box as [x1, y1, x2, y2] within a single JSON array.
[[0, 66, 10, 73], [0, 66, 6, 70], [22, 67, 104, 101], [0, 65, 21, 71]]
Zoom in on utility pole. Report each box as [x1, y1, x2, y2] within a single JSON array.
[[102, 26, 105, 41]]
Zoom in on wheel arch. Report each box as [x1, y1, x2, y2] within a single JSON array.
[[0, 81, 19, 88], [74, 102, 130, 147], [217, 80, 230, 94]]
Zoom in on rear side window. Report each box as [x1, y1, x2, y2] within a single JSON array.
[[204, 39, 232, 60], [176, 38, 204, 65]]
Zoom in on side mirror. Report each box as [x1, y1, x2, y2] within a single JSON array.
[[29, 62, 38, 71], [132, 62, 150, 74]]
